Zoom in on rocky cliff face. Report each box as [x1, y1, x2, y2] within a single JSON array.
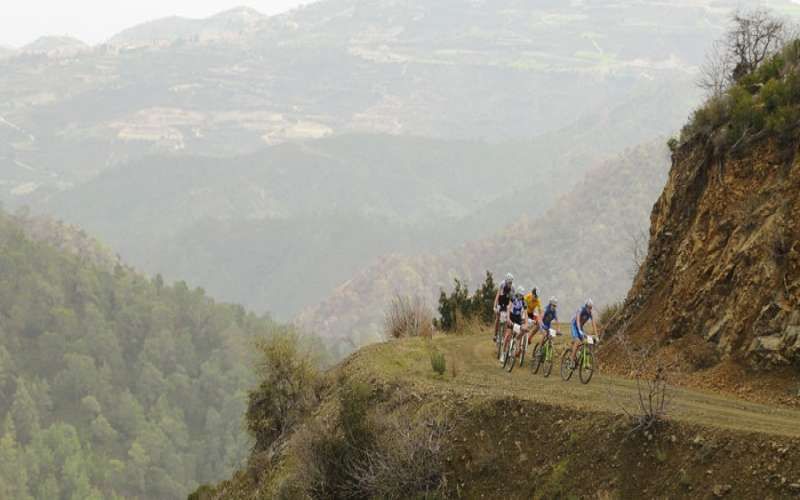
[[615, 138, 800, 369]]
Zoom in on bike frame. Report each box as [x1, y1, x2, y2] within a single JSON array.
[[580, 339, 594, 368]]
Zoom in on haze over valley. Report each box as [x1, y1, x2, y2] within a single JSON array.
[[3, 1, 800, 498]]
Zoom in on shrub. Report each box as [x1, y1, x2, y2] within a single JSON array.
[[612, 334, 674, 435], [385, 295, 434, 339], [430, 352, 446, 376], [599, 301, 623, 332], [294, 381, 376, 500], [437, 272, 497, 331], [350, 416, 450, 499], [245, 333, 319, 451], [667, 137, 679, 153]]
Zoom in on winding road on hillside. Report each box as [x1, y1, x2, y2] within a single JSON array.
[[356, 333, 800, 438]]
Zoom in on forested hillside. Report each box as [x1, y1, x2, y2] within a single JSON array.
[[0, 209, 290, 499]]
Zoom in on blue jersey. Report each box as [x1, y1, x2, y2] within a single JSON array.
[[542, 304, 557, 329], [573, 305, 593, 328], [510, 296, 525, 323]]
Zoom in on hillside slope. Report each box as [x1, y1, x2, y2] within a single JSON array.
[[198, 333, 800, 499], [300, 140, 670, 355], [605, 47, 800, 386], [609, 140, 800, 370], [0, 209, 288, 499]]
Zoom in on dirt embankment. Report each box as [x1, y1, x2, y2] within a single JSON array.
[[605, 138, 800, 403], [198, 335, 800, 499]]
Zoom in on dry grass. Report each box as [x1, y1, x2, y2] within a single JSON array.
[[385, 294, 434, 339]]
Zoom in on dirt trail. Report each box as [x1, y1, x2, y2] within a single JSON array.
[[362, 333, 800, 438]]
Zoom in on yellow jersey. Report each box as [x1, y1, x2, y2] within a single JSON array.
[[524, 293, 541, 317]]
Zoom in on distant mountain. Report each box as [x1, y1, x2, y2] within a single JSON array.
[[108, 7, 266, 47], [0, 46, 16, 59], [21, 36, 89, 56], [298, 140, 671, 355], [3, 0, 797, 328], [1, 0, 774, 198]]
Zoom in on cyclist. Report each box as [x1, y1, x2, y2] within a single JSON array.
[[541, 297, 558, 333], [501, 286, 528, 364], [524, 286, 543, 350], [570, 299, 599, 367], [531, 296, 559, 359], [493, 273, 514, 342]]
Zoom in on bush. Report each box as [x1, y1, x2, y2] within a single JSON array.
[[293, 380, 451, 499], [437, 272, 497, 331], [430, 352, 446, 376], [667, 137, 679, 153], [599, 301, 623, 330], [246, 333, 319, 451], [350, 416, 450, 499], [612, 334, 674, 435], [385, 295, 434, 339], [294, 381, 376, 499]]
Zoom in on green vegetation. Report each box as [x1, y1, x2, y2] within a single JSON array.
[[430, 352, 446, 376], [0, 209, 293, 499], [436, 272, 497, 331], [208, 338, 451, 499], [246, 334, 320, 453], [681, 39, 800, 155]]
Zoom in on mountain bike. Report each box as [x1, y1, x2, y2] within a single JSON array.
[[495, 311, 508, 360], [502, 323, 524, 372], [518, 318, 539, 368], [530, 328, 558, 377], [503, 322, 534, 373], [560, 334, 597, 384]]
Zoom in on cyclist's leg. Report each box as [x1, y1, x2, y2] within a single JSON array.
[[570, 321, 582, 362], [501, 324, 512, 361]]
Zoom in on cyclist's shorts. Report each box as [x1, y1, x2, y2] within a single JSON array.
[[570, 321, 584, 341], [510, 314, 523, 326]]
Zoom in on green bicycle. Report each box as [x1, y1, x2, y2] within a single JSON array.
[[560, 334, 597, 384], [530, 328, 558, 377]]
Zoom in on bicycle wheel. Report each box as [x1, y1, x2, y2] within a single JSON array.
[[579, 347, 595, 384], [560, 350, 574, 381], [496, 328, 503, 361], [542, 341, 554, 377], [530, 343, 542, 374], [519, 335, 527, 368], [504, 339, 517, 372]]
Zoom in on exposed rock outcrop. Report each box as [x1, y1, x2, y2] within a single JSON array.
[[614, 138, 800, 369]]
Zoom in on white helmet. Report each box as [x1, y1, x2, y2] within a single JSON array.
[[505, 272, 514, 282], [549, 296, 558, 306], [585, 298, 594, 308], [531, 286, 539, 297], [517, 286, 525, 296]]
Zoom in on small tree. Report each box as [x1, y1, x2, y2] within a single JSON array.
[[437, 279, 470, 331], [611, 334, 674, 435], [437, 272, 497, 331], [627, 227, 649, 280], [699, 9, 788, 96], [245, 333, 319, 451], [471, 271, 498, 324]]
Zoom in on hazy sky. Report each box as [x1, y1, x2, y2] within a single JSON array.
[[1, 1, 314, 48]]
